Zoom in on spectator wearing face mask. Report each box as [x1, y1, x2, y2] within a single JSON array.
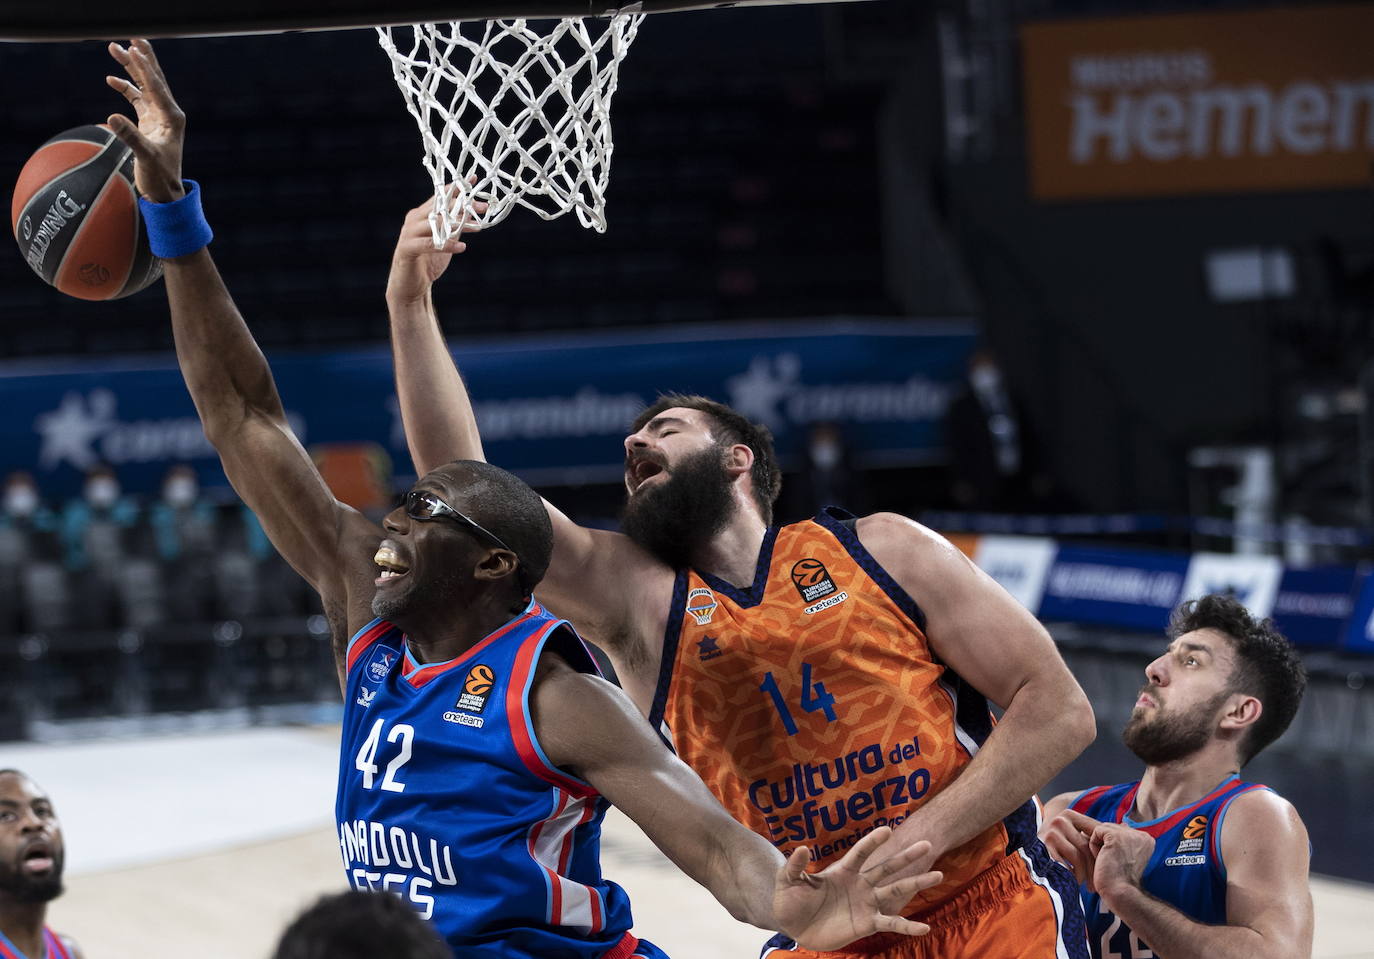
[[946, 350, 1057, 513], [147, 464, 217, 562], [0, 473, 60, 556], [59, 464, 141, 574], [787, 421, 868, 519]]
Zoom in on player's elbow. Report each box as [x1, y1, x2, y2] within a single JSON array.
[[1058, 680, 1097, 755]]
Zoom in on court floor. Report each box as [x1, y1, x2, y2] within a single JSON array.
[[7, 725, 1371, 958]]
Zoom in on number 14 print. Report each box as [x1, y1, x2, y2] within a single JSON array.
[[759, 663, 838, 735]]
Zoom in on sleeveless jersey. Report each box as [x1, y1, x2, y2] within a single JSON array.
[[337, 599, 647, 959], [1070, 775, 1270, 959], [0, 927, 71, 959], [649, 508, 1046, 911]]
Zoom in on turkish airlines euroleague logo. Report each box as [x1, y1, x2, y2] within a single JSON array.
[[791, 559, 837, 603], [455, 664, 495, 714], [1174, 814, 1208, 854]]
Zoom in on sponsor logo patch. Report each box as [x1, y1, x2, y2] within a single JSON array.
[[1164, 854, 1206, 867], [355, 688, 376, 709], [443, 711, 485, 728], [804, 590, 849, 615], [365, 646, 398, 684], [686, 587, 718, 626], [791, 559, 837, 603], [455, 664, 495, 714], [1176, 815, 1207, 852]]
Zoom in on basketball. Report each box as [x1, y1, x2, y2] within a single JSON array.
[[11, 124, 162, 301]]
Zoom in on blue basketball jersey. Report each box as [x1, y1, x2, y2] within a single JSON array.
[[1069, 775, 1270, 959], [336, 599, 659, 959]]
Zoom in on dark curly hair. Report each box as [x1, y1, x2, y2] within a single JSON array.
[[629, 393, 783, 524], [1168, 594, 1307, 765]]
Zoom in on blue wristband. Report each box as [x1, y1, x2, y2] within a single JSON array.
[[138, 179, 214, 259]]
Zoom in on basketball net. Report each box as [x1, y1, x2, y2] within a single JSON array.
[[377, 15, 645, 246]]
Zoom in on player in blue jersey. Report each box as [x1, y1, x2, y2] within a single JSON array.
[[105, 38, 946, 959], [1039, 594, 1313, 959], [0, 770, 84, 959]]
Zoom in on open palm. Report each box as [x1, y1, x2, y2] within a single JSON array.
[[773, 827, 942, 951], [105, 38, 185, 204]]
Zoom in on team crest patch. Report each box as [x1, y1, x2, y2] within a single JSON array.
[[454, 664, 496, 714], [791, 558, 837, 603], [365, 646, 399, 684], [1176, 815, 1207, 853], [686, 587, 718, 626]]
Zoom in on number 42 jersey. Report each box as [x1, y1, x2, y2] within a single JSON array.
[[336, 599, 646, 959]]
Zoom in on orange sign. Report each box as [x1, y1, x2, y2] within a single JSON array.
[[1022, 5, 1374, 199]]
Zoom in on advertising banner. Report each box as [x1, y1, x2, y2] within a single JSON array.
[[1038, 544, 1189, 632], [0, 320, 975, 497], [1022, 5, 1374, 199], [1271, 565, 1360, 649]]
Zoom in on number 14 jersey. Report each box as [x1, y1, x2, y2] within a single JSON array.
[[649, 508, 1042, 913]]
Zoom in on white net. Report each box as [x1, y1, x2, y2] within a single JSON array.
[[377, 15, 645, 245]]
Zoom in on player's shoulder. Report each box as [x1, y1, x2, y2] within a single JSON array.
[[60, 934, 86, 959], [1220, 785, 1305, 836], [852, 512, 969, 574]]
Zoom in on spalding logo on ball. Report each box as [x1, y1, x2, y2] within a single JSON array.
[[11, 124, 163, 301]]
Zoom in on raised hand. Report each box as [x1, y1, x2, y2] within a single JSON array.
[[1042, 808, 1102, 892], [386, 185, 487, 306], [772, 827, 942, 951], [105, 39, 185, 204]]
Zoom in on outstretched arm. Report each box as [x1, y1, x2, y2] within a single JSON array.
[[387, 197, 486, 471], [532, 655, 943, 950], [384, 201, 672, 669], [106, 40, 378, 685], [859, 514, 1096, 870]]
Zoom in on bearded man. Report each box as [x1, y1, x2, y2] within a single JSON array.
[[1040, 594, 1313, 959], [0, 770, 84, 959], [387, 196, 1097, 958]]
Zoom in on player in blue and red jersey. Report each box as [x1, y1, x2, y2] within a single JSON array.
[[0, 770, 83, 959], [1040, 594, 1313, 959], [107, 38, 946, 959]]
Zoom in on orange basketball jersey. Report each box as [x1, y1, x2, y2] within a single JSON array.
[[648, 508, 1041, 911]]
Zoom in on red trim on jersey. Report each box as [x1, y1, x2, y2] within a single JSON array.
[[345, 620, 394, 673], [405, 605, 542, 689], [0, 938, 23, 959], [506, 621, 598, 798], [1070, 785, 1112, 816], [529, 789, 568, 925], [1137, 779, 1245, 838], [599, 932, 641, 959], [1113, 784, 1139, 823], [1209, 783, 1265, 863], [589, 881, 605, 935], [46, 928, 72, 959]]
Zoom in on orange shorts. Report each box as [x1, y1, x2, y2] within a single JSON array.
[[762, 844, 1088, 959]]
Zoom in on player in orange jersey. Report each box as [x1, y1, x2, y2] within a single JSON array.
[[386, 198, 1096, 957]]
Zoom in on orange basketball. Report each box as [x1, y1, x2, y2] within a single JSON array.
[[464, 665, 495, 696], [791, 558, 828, 588], [11, 124, 162, 301]]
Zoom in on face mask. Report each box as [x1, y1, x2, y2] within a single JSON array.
[[85, 478, 119, 509], [164, 476, 198, 507], [4, 486, 38, 517], [810, 440, 842, 470], [970, 365, 1002, 394]]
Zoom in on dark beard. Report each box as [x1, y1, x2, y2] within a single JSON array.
[[620, 445, 736, 569], [1122, 687, 1231, 765], [0, 855, 64, 904]]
